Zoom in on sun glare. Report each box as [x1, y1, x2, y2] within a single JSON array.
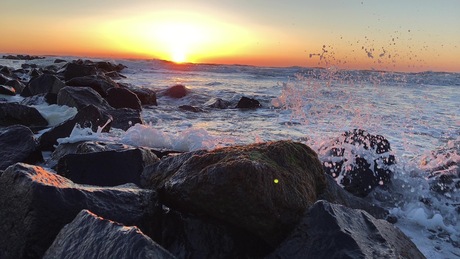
[[172, 48, 186, 63]]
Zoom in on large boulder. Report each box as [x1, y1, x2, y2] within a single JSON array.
[[4, 79, 26, 93], [129, 87, 158, 106], [267, 200, 425, 259], [43, 210, 175, 259], [106, 108, 143, 131], [0, 125, 43, 170], [0, 102, 48, 129], [63, 62, 97, 81], [57, 86, 112, 111], [163, 84, 188, 98], [21, 74, 65, 97], [56, 148, 159, 186], [319, 129, 396, 197], [141, 140, 326, 247], [66, 75, 119, 97], [94, 61, 126, 72], [38, 104, 112, 151], [0, 163, 158, 259], [106, 87, 142, 110], [236, 96, 261, 109]]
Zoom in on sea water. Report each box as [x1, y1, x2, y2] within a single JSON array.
[[1, 57, 459, 258]]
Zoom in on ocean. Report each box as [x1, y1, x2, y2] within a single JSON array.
[[1, 57, 459, 258]]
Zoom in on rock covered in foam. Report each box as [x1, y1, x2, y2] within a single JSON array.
[[43, 210, 175, 259], [0, 102, 48, 129], [0, 163, 159, 259], [106, 108, 143, 131], [0, 125, 43, 170], [267, 200, 425, 259], [141, 140, 326, 247], [56, 147, 159, 186], [319, 129, 396, 197]]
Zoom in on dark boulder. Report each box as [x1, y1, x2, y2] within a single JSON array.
[[123, 86, 157, 106], [94, 61, 126, 72], [141, 140, 326, 247], [43, 210, 175, 259], [21, 74, 65, 97], [54, 59, 67, 63], [0, 125, 43, 170], [106, 108, 143, 131], [319, 129, 396, 197], [179, 105, 203, 112], [267, 200, 425, 259], [63, 62, 98, 81], [0, 66, 13, 77], [236, 96, 261, 109], [66, 75, 119, 97], [163, 84, 188, 98], [0, 74, 13, 85], [0, 102, 48, 129], [56, 148, 159, 186], [4, 79, 25, 93], [105, 71, 126, 79], [39, 104, 112, 151], [0, 163, 159, 259], [0, 85, 16, 95], [106, 87, 142, 110], [57, 86, 112, 111], [28, 68, 43, 77]]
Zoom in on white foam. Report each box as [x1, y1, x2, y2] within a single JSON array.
[[32, 104, 78, 127]]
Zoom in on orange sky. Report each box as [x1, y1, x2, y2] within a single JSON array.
[[1, 0, 459, 72]]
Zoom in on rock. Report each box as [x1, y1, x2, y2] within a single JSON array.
[[0, 74, 13, 85], [0, 102, 48, 129], [106, 108, 143, 131], [0, 85, 16, 95], [236, 96, 261, 109], [43, 210, 175, 259], [66, 75, 119, 97], [0, 163, 159, 259], [0, 66, 13, 76], [56, 148, 159, 186], [57, 86, 112, 111], [164, 84, 188, 98], [29, 68, 43, 77], [205, 98, 230, 109], [267, 200, 425, 259], [94, 61, 126, 72], [106, 87, 142, 110], [63, 62, 98, 81], [123, 86, 157, 106], [20, 94, 48, 105], [105, 71, 126, 79], [0, 125, 43, 170], [4, 79, 25, 93], [21, 74, 65, 98], [319, 129, 396, 197], [141, 140, 326, 247], [2, 54, 44, 60], [319, 174, 388, 219], [179, 105, 203, 112], [39, 104, 112, 151], [54, 59, 67, 63]]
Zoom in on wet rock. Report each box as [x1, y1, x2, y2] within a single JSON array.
[[105, 71, 126, 79], [29, 68, 43, 77], [267, 200, 425, 259], [0, 125, 43, 170], [163, 84, 188, 98], [319, 129, 396, 197], [66, 75, 119, 97], [179, 105, 203, 112], [236, 96, 261, 109], [3, 79, 26, 93], [0, 102, 48, 129], [63, 62, 98, 81], [2, 54, 44, 60], [106, 87, 142, 110], [0, 163, 158, 259], [0, 66, 13, 77], [43, 210, 175, 259], [0, 73, 13, 85], [57, 86, 112, 111], [106, 108, 143, 131], [94, 61, 126, 73], [205, 98, 230, 109], [39, 104, 112, 151], [54, 58, 67, 63], [124, 86, 157, 106], [21, 74, 65, 98], [142, 140, 326, 247], [56, 148, 159, 186], [0, 85, 16, 95]]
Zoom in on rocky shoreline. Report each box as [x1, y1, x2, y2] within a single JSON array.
[[0, 57, 426, 258]]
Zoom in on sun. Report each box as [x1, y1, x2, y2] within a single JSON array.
[[171, 48, 186, 63]]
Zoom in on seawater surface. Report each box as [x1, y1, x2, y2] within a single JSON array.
[[1, 57, 459, 258]]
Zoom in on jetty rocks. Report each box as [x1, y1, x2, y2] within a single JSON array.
[[0, 140, 424, 258]]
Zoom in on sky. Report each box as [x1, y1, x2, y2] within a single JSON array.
[[1, 0, 459, 72]]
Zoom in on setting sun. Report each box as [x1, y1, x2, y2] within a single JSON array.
[[171, 47, 186, 63]]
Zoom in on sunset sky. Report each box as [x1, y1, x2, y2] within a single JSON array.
[[1, 0, 459, 72]]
